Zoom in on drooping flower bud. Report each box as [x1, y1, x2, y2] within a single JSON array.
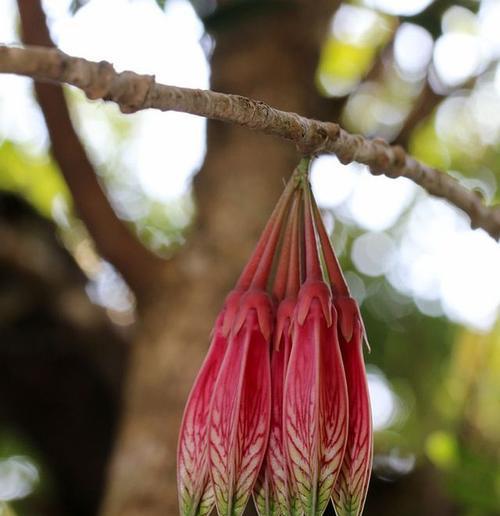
[[333, 300, 372, 516], [313, 197, 373, 516], [177, 296, 238, 516], [284, 182, 349, 516], [207, 180, 297, 516], [177, 180, 294, 516], [208, 288, 273, 515], [178, 157, 373, 516], [254, 193, 302, 516]]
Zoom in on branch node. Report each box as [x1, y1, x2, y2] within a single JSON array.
[[336, 133, 363, 165], [390, 145, 407, 171], [296, 120, 329, 155], [369, 138, 391, 175], [85, 60, 115, 100], [113, 71, 155, 114], [325, 122, 340, 141]]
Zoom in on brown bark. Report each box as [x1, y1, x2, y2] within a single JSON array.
[[16, 0, 166, 299], [100, 2, 339, 514]]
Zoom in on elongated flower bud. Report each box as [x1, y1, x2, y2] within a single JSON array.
[[178, 158, 374, 516], [333, 299, 372, 516], [254, 194, 302, 516], [178, 179, 295, 516], [284, 184, 348, 516], [208, 290, 272, 516], [177, 291, 242, 516], [208, 176, 296, 516], [285, 283, 349, 516], [312, 198, 373, 516]]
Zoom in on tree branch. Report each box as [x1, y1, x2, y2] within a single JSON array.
[[1, 44, 499, 239], [13, 6, 166, 299]]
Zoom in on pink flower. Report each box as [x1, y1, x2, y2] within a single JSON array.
[[178, 179, 294, 516], [333, 297, 372, 516], [177, 290, 241, 516], [313, 196, 373, 516], [178, 159, 373, 516], [208, 287, 273, 515], [284, 186, 349, 515], [254, 195, 302, 516]]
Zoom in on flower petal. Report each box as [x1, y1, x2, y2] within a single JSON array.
[[253, 341, 286, 516], [177, 311, 229, 516], [254, 299, 302, 516], [209, 293, 272, 516], [332, 299, 372, 516], [285, 285, 348, 516]]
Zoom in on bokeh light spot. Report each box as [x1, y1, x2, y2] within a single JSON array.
[[0, 456, 39, 501], [394, 23, 433, 78], [434, 33, 481, 87], [367, 367, 398, 431], [352, 232, 396, 277], [310, 155, 357, 208], [364, 0, 433, 16], [425, 431, 459, 470]]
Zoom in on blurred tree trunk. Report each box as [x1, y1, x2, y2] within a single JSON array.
[[0, 191, 127, 516], [100, 2, 339, 515]]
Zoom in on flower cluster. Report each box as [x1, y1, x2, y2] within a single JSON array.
[[177, 159, 372, 516]]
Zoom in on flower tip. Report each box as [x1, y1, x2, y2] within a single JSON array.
[[233, 289, 274, 341], [296, 280, 333, 326], [341, 317, 354, 343], [337, 297, 371, 351], [336, 296, 363, 343], [363, 332, 372, 353], [274, 297, 295, 349], [222, 289, 244, 337]]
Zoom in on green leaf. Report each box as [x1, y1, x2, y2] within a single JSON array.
[[155, 0, 167, 10], [69, 0, 89, 15], [0, 141, 70, 218]]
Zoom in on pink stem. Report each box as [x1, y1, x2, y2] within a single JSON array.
[[236, 177, 295, 290], [302, 182, 322, 282], [285, 189, 301, 298], [311, 195, 349, 297], [272, 192, 300, 300]]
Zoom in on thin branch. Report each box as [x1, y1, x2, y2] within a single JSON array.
[[12, 7, 166, 298], [1, 44, 499, 240]]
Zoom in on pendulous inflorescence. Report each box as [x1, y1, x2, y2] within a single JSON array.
[[177, 158, 373, 516]]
